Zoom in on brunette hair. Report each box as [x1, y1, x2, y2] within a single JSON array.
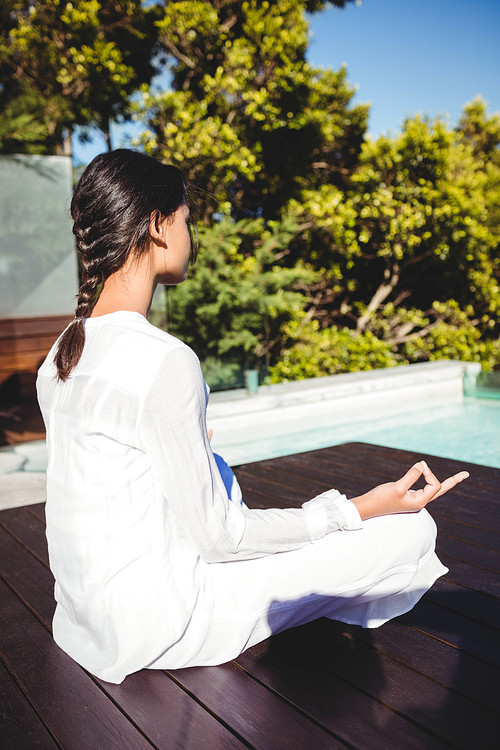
[[54, 149, 192, 381]]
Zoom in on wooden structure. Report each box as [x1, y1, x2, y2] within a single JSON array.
[[1, 442, 498, 749], [0, 315, 72, 397]]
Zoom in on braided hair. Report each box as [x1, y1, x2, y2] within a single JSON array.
[[54, 149, 191, 381]]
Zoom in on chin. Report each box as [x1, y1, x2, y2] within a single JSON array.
[[161, 271, 189, 286]]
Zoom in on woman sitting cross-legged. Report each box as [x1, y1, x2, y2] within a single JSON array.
[[37, 149, 468, 684]]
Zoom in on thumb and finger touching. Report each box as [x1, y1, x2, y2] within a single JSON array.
[[398, 460, 469, 505]]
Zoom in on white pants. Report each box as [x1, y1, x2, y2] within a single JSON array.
[[151, 507, 446, 669]]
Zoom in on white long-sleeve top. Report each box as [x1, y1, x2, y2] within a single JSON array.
[[36, 311, 362, 683]]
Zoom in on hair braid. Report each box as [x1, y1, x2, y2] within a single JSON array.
[[54, 220, 103, 381]]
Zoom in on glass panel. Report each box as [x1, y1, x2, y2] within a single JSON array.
[[0, 155, 78, 317]]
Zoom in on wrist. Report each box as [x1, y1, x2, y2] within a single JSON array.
[[349, 493, 380, 521]]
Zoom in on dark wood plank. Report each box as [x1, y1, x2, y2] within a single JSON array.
[[0, 579, 155, 750], [0, 659, 59, 750], [437, 554, 500, 598], [169, 662, 347, 750], [101, 670, 247, 750], [1, 505, 49, 565], [237, 456, 500, 535], [235, 636, 449, 750], [397, 597, 500, 667], [437, 534, 500, 573], [1, 527, 55, 625], [27, 502, 46, 524], [426, 577, 500, 630], [2, 442, 499, 750], [325, 616, 499, 712], [247, 449, 499, 521], [319, 442, 500, 489], [275, 442, 500, 498], [434, 514, 500, 552], [278, 618, 498, 750]]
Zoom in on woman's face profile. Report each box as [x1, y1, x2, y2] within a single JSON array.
[[156, 202, 192, 286]]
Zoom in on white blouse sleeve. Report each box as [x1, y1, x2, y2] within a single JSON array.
[[138, 345, 362, 563]]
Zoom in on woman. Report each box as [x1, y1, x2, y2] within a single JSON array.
[[37, 149, 468, 684]]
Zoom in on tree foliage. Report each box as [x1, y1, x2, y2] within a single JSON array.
[[150, 215, 317, 378], [0, 1, 159, 154], [138, 0, 367, 220], [269, 315, 399, 382], [280, 104, 500, 377]]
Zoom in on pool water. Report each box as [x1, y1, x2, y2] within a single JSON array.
[[350, 396, 500, 467], [214, 396, 500, 469]]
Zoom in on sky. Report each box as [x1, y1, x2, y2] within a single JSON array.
[[72, 0, 500, 164]]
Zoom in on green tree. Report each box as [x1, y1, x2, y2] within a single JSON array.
[[137, 0, 366, 221], [458, 96, 500, 162], [150, 215, 316, 384], [277, 109, 500, 375], [0, 1, 160, 154], [269, 314, 399, 382]]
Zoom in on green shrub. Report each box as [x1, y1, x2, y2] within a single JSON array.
[[269, 318, 401, 383]]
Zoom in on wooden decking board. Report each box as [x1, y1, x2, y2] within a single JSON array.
[[28, 503, 46, 523], [238, 454, 499, 528], [0, 659, 60, 750], [294, 620, 497, 750], [284, 463, 497, 527], [235, 637, 449, 750], [1, 530, 56, 635], [100, 670, 248, 750], [427, 578, 500, 629], [1, 506, 50, 565], [437, 534, 500, 573], [325, 617, 499, 712], [2, 532, 248, 750], [0, 580, 156, 750], [397, 599, 500, 667], [288, 443, 500, 497], [167, 662, 346, 749], [434, 515, 500, 551], [437, 554, 500, 597], [1, 442, 499, 748]]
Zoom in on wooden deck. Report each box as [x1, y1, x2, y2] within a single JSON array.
[[1, 442, 499, 749]]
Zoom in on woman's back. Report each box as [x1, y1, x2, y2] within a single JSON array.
[[37, 311, 202, 682]]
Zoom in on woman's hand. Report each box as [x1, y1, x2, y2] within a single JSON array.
[[351, 460, 469, 521]]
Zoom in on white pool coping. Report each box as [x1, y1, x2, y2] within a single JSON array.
[[0, 360, 479, 510]]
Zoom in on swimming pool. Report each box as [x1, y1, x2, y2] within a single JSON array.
[[210, 396, 500, 469]]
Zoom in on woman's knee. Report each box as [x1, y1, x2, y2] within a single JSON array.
[[364, 507, 437, 568]]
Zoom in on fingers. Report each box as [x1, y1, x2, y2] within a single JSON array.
[[420, 460, 469, 500], [419, 461, 443, 501], [433, 470, 469, 499], [397, 460, 470, 504], [396, 462, 425, 493]]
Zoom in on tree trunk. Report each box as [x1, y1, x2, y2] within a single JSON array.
[[356, 264, 400, 333], [103, 119, 112, 152]]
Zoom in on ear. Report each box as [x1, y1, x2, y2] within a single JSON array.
[[149, 210, 166, 246]]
